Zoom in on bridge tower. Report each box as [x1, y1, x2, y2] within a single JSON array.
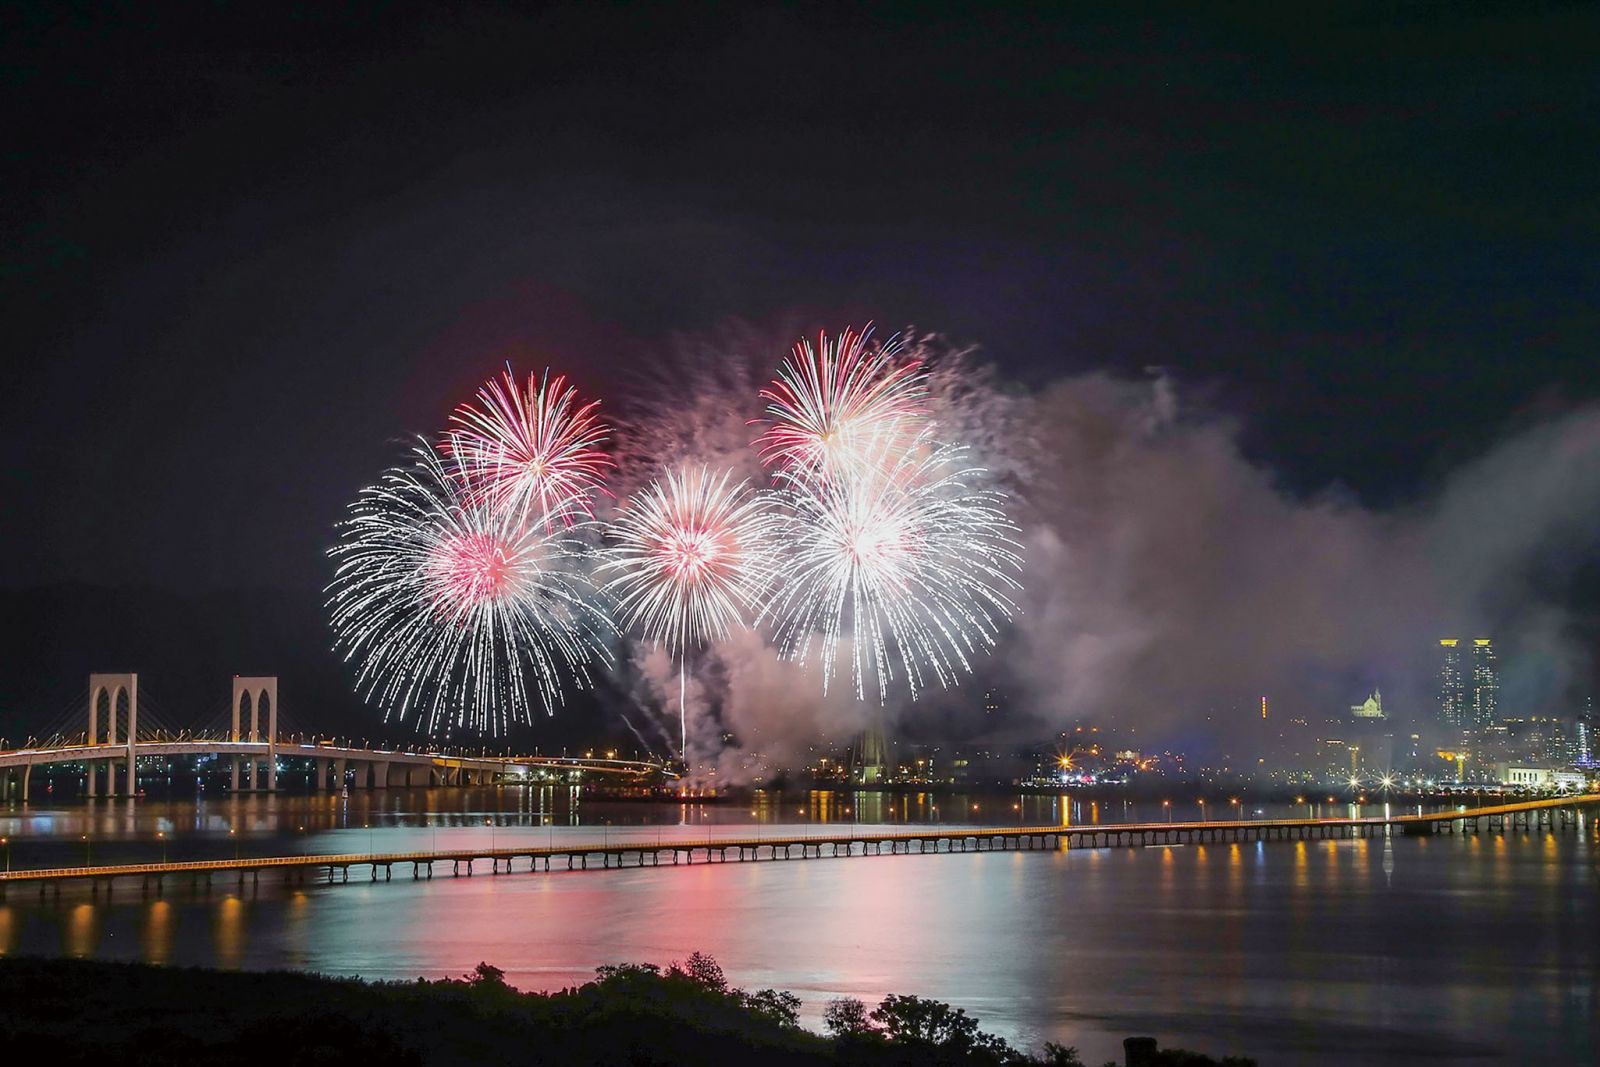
[[231, 676, 278, 792], [87, 673, 138, 797]]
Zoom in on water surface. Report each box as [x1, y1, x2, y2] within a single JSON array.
[[2, 791, 1594, 1065]]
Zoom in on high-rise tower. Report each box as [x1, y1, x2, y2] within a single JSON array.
[[1470, 639, 1498, 728], [1439, 639, 1466, 729]]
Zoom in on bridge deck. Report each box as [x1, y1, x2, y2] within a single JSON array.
[[0, 740, 667, 782], [1, 794, 1593, 892]]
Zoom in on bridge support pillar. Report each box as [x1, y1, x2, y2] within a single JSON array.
[[372, 761, 390, 788], [230, 677, 278, 791], [20, 764, 31, 802], [333, 759, 346, 790], [231, 756, 241, 792], [85, 759, 97, 798], [87, 673, 137, 796]]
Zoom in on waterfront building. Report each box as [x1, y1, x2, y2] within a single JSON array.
[[1439, 639, 1466, 729], [1439, 637, 1499, 730], [1471, 639, 1498, 728], [1501, 765, 1588, 791], [1577, 697, 1595, 767]]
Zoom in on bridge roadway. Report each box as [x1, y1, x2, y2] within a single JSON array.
[[1, 794, 1593, 897], [0, 740, 669, 799]]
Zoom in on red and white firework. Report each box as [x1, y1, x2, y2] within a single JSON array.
[[447, 369, 613, 528], [754, 326, 928, 482], [602, 466, 772, 657], [602, 466, 772, 754]]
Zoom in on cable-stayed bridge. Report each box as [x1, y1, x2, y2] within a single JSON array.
[[0, 673, 672, 801]]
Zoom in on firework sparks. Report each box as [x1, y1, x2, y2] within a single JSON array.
[[447, 368, 613, 528], [602, 466, 772, 752], [327, 440, 612, 735], [758, 429, 1022, 702], [754, 325, 928, 481]]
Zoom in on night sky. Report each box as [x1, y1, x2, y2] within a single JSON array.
[[4, 3, 1596, 738]]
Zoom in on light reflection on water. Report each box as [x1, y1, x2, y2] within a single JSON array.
[[0, 792, 1594, 1066]]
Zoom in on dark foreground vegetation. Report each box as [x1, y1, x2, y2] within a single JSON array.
[[0, 954, 1253, 1067]]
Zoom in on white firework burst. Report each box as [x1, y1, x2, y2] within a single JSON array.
[[326, 439, 612, 736], [758, 429, 1022, 702]]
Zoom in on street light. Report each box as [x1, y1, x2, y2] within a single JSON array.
[[2, 836, 9, 874], [157, 830, 167, 864], [1162, 800, 1172, 824], [81, 834, 91, 868]]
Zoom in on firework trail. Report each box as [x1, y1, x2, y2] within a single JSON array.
[[758, 428, 1023, 703], [446, 368, 613, 528], [327, 439, 612, 735], [754, 325, 928, 482], [601, 466, 772, 753]]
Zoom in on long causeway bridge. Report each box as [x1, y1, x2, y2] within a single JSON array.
[[2, 794, 1593, 898]]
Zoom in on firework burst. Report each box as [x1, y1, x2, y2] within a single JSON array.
[[758, 429, 1022, 702], [447, 368, 613, 528], [754, 325, 928, 481], [327, 440, 612, 735], [601, 466, 772, 752]]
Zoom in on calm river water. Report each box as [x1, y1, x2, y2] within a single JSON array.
[[1, 789, 1595, 1065]]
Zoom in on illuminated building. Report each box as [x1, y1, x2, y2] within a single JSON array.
[[1438, 639, 1466, 729], [1502, 766, 1587, 791], [1576, 697, 1595, 768], [1470, 639, 1498, 728], [849, 727, 887, 784], [1350, 689, 1385, 720]]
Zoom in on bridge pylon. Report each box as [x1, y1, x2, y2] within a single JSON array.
[[87, 673, 138, 797], [231, 676, 279, 792]]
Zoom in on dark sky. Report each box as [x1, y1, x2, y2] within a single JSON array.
[[3, 3, 1597, 735]]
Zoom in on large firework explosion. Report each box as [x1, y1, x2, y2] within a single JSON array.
[[445, 368, 613, 529], [600, 466, 773, 753], [758, 427, 1023, 702], [326, 439, 612, 735]]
